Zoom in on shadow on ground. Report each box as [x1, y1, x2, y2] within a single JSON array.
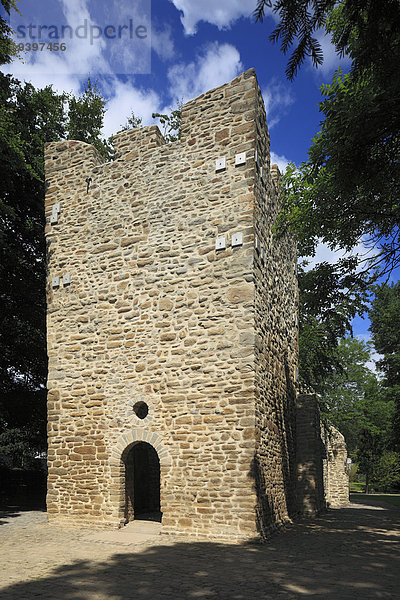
[[1, 497, 399, 599], [0, 510, 22, 525]]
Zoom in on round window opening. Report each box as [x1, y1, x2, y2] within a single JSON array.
[[133, 401, 149, 420]]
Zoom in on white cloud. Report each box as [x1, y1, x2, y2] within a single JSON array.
[[366, 354, 382, 375], [152, 25, 175, 61], [262, 81, 294, 128], [306, 242, 346, 268], [309, 240, 379, 270], [169, 0, 261, 35], [102, 0, 151, 75], [167, 42, 243, 102], [7, 0, 111, 84], [4, 56, 82, 95], [60, 0, 91, 28], [270, 151, 290, 173], [311, 29, 352, 77], [101, 79, 162, 138], [356, 334, 383, 375], [3, 0, 161, 138], [304, 239, 381, 271], [56, 0, 112, 74], [8, 0, 151, 80]]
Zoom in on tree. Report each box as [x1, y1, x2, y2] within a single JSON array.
[[357, 380, 395, 493], [282, 58, 400, 273], [0, 76, 67, 391], [0, 0, 19, 65], [261, 1, 400, 277], [373, 451, 400, 492], [152, 100, 183, 143], [260, 1, 400, 402], [317, 336, 395, 491], [319, 337, 394, 454], [297, 260, 370, 391], [369, 282, 400, 449], [255, 1, 400, 80], [0, 74, 111, 467], [67, 78, 112, 159], [320, 338, 377, 448], [0, 74, 67, 466], [120, 111, 143, 131]]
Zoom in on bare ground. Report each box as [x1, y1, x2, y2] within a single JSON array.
[[0, 495, 399, 599]]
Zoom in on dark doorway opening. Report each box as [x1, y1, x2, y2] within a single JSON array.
[[124, 442, 161, 523]]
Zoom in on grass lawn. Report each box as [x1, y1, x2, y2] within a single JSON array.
[[350, 493, 400, 509], [350, 482, 365, 492]]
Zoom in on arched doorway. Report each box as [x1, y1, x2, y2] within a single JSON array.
[[123, 441, 161, 523]]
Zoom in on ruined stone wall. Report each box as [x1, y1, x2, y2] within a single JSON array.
[[294, 392, 349, 514], [44, 69, 298, 538], [323, 425, 349, 507], [252, 89, 299, 534], [295, 393, 326, 516]]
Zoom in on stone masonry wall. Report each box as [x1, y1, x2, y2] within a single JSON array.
[[295, 392, 349, 514], [252, 88, 298, 534], [295, 393, 326, 516], [323, 425, 349, 508], [44, 69, 298, 539]]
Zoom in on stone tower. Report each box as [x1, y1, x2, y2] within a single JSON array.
[[44, 69, 299, 539]]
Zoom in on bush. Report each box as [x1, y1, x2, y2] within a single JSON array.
[[372, 451, 400, 492], [348, 463, 358, 482]]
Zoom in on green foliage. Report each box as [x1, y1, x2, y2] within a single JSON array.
[[271, 1, 400, 405], [326, 1, 400, 74], [273, 1, 400, 277], [349, 480, 365, 492], [0, 74, 66, 466], [255, 1, 400, 79], [313, 335, 395, 491], [120, 111, 143, 131], [255, 0, 333, 79], [356, 387, 395, 488], [373, 451, 400, 492], [297, 260, 370, 391], [321, 338, 373, 443], [67, 78, 112, 159], [152, 100, 182, 143], [369, 282, 400, 449], [0, 0, 20, 65], [0, 428, 34, 468], [1, 387, 47, 465], [320, 338, 394, 453], [0, 74, 67, 395], [347, 462, 358, 483], [0, 73, 111, 467], [369, 282, 400, 383], [306, 65, 399, 263]]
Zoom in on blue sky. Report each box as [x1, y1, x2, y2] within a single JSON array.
[[4, 0, 349, 166], [2, 0, 391, 356]]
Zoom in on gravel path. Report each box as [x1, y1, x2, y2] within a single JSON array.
[[0, 496, 399, 599]]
